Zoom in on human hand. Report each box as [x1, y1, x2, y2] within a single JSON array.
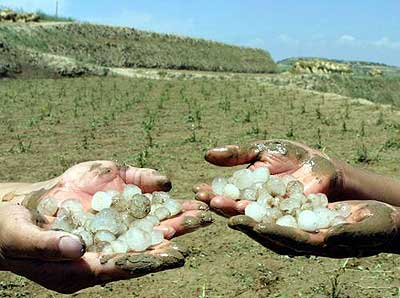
[[228, 200, 400, 258], [194, 139, 343, 217], [1, 161, 212, 293]]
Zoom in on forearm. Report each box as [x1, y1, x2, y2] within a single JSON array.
[[0, 178, 60, 203], [337, 160, 400, 207]]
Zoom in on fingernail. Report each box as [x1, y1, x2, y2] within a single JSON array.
[[59, 236, 85, 259]]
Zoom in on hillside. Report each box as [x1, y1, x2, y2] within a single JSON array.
[[278, 57, 400, 75], [0, 22, 277, 78]]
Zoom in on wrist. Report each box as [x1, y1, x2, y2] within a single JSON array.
[[329, 157, 351, 199]]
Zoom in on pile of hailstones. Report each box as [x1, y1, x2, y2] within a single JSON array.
[[212, 167, 351, 232], [36, 185, 182, 254]]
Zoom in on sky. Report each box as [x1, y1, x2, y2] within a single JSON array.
[[1, 0, 399, 66]]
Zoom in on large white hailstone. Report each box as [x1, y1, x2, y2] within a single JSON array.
[[265, 176, 286, 197], [245, 202, 267, 222], [111, 239, 128, 253], [150, 230, 164, 246], [107, 190, 120, 198], [257, 190, 273, 207], [331, 216, 348, 226], [153, 206, 171, 221], [131, 218, 154, 233], [102, 245, 114, 254], [334, 203, 352, 218], [252, 167, 270, 184], [60, 199, 84, 214], [290, 193, 307, 204], [276, 215, 298, 228], [313, 207, 337, 229], [91, 191, 112, 212], [146, 215, 160, 226], [95, 230, 116, 243], [51, 216, 73, 232], [281, 175, 296, 186], [125, 227, 152, 251], [71, 211, 91, 227], [123, 184, 142, 200], [286, 180, 304, 195], [241, 188, 257, 201], [308, 193, 329, 209], [37, 197, 58, 217], [72, 227, 93, 247], [151, 191, 171, 204], [89, 208, 122, 234], [222, 184, 240, 200], [211, 177, 227, 195], [297, 210, 319, 232], [265, 207, 283, 220], [164, 199, 182, 216], [279, 197, 301, 214], [232, 169, 254, 190]]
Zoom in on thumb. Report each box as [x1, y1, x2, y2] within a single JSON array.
[[0, 204, 84, 261]]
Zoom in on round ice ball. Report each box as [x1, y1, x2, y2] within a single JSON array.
[[245, 202, 267, 222], [276, 215, 297, 228], [111, 239, 128, 253], [222, 184, 240, 200], [72, 227, 93, 247], [241, 188, 257, 201], [92, 191, 112, 212], [252, 167, 270, 184], [131, 217, 155, 233], [60, 199, 84, 214], [123, 184, 142, 200], [51, 216, 73, 232], [313, 207, 337, 229], [164, 199, 182, 216], [125, 227, 152, 252], [297, 210, 319, 232], [257, 189, 273, 207], [151, 191, 171, 204], [211, 177, 227, 196], [232, 169, 254, 190], [266, 176, 286, 197], [89, 208, 122, 234], [95, 230, 116, 244], [279, 197, 301, 214], [153, 206, 171, 221], [286, 180, 304, 196], [150, 230, 164, 246], [308, 193, 329, 209], [37, 197, 58, 217]]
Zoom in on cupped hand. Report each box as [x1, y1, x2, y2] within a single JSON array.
[[0, 161, 212, 293], [194, 139, 343, 217], [228, 200, 400, 258]]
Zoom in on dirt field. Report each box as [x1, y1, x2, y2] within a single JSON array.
[[1, 75, 400, 297]]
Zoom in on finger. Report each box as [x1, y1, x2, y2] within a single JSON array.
[[192, 183, 211, 194], [205, 144, 260, 167], [209, 196, 249, 217], [227, 215, 301, 256], [177, 200, 209, 211], [195, 189, 215, 204], [122, 166, 172, 193], [157, 210, 214, 237], [0, 205, 84, 260]]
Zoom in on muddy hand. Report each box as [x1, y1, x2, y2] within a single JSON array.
[[228, 200, 400, 258], [194, 139, 343, 217], [0, 160, 212, 293]]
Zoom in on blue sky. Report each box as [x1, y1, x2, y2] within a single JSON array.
[[1, 0, 399, 66]]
